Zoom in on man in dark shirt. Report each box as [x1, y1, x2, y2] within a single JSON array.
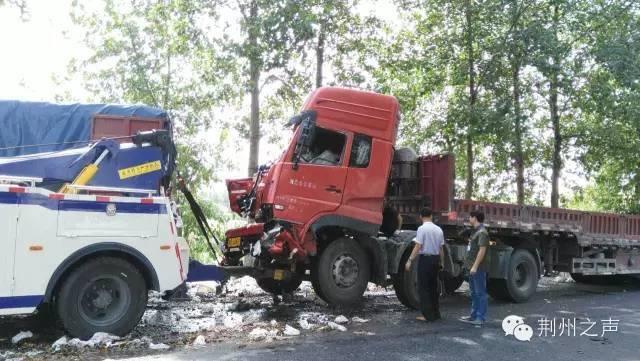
[[460, 210, 489, 327]]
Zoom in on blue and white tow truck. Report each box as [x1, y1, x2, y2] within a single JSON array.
[[0, 101, 220, 339]]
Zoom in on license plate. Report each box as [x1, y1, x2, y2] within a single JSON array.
[[227, 237, 241, 248], [273, 269, 284, 281]]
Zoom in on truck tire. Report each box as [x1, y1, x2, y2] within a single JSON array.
[[392, 250, 419, 310], [488, 249, 538, 303], [55, 257, 148, 340], [443, 274, 464, 294], [312, 238, 370, 306], [257, 270, 303, 295]]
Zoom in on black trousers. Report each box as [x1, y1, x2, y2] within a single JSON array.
[[418, 254, 441, 321]]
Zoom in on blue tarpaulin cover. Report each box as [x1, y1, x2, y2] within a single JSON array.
[[0, 100, 168, 157]]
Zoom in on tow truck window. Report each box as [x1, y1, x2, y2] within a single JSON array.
[[349, 134, 372, 168], [298, 127, 346, 166]]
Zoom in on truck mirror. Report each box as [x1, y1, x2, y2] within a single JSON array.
[[292, 110, 316, 170]]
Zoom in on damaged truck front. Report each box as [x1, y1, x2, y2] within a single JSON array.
[[220, 87, 416, 306]]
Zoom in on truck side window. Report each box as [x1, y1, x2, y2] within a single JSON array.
[[298, 127, 346, 166], [349, 134, 372, 168]]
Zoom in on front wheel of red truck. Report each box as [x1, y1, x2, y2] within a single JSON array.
[[312, 238, 371, 306]]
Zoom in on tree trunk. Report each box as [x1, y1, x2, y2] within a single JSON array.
[[315, 22, 325, 88], [513, 60, 525, 205], [247, 1, 260, 177], [549, 3, 562, 208], [464, 0, 476, 200]]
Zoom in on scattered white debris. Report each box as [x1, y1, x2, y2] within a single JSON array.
[[223, 313, 244, 328], [143, 309, 175, 327], [352, 317, 370, 323], [298, 318, 314, 330], [68, 332, 121, 348], [52, 336, 69, 351], [283, 324, 301, 336], [188, 281, 222, 298], [327, 321, 347, 332], [192, 335, 207, 347], [297, 281, 315, 299], [270, 319, 278, 327], [225, 276, 264, 296], [353, 331, 376, 336], [148, 290, 168, 304], [11, 331, 33, 344], [334, 315, 349, 324], [552, 273, 575, 283], [249, 328, 269, 340], [0, 351, 16, 360], [149, 342, 171, 350], [25, 351, 43, 357]]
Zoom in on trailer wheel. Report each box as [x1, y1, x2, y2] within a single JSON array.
[[56, 257, 148, 340], [312, 238, 370, 306], [488, 249, 538, 302], [392, 249, 419, 310], [443, 275, 464, 294]]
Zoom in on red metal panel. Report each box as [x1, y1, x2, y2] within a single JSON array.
[[91, 115, 166, 141], [419, 154, 454, 212], [302, 87, 400, 144]]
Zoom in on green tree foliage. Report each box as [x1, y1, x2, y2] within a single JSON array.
[[574, 1, 640, 213], [68, 0, 236, 260], [65, 0, 640, 221]]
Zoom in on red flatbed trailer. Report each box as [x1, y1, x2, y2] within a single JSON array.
[[388, 152, 640, 303]]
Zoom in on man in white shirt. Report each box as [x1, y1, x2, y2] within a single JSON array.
[[405, 207, 445, 321]]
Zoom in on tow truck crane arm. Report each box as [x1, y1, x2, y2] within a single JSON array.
[[0, 129, 176, 194]]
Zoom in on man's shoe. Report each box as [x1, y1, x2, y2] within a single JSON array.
[[470, 319, 484, 327], [459, 316, 475, 323]]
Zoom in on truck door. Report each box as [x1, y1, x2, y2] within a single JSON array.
[[342, 135, 393, 225], [0, 193, 18, 297], [273, 127, 348, 224]]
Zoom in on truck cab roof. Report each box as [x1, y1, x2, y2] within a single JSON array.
[[302, 87, 400, 143]]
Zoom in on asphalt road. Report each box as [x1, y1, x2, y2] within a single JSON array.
[[116, 277, 640, 361]]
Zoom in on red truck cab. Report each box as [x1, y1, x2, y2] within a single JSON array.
[[224, 87, 401, 305]]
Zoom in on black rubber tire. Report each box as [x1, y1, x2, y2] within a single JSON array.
[[487, 278, 511, 301], [55, 257, 148, 340], [257, 269, 303, 295], [443, 275, 464, 294], [488, 249, 538, 303], [312, 238, 370, 306], [392, 249, 419, 310], [310, 258, 328, 302]]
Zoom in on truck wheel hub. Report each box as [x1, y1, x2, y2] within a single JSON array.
[[332, 255, 359, 288], [93, 289, 114, 309], [78, 276, 130, 326]]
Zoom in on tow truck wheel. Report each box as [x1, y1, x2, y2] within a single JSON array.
[[312, 238, 370, 306], [56, 257, 148, 340], [392, 249, 419, 310]]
